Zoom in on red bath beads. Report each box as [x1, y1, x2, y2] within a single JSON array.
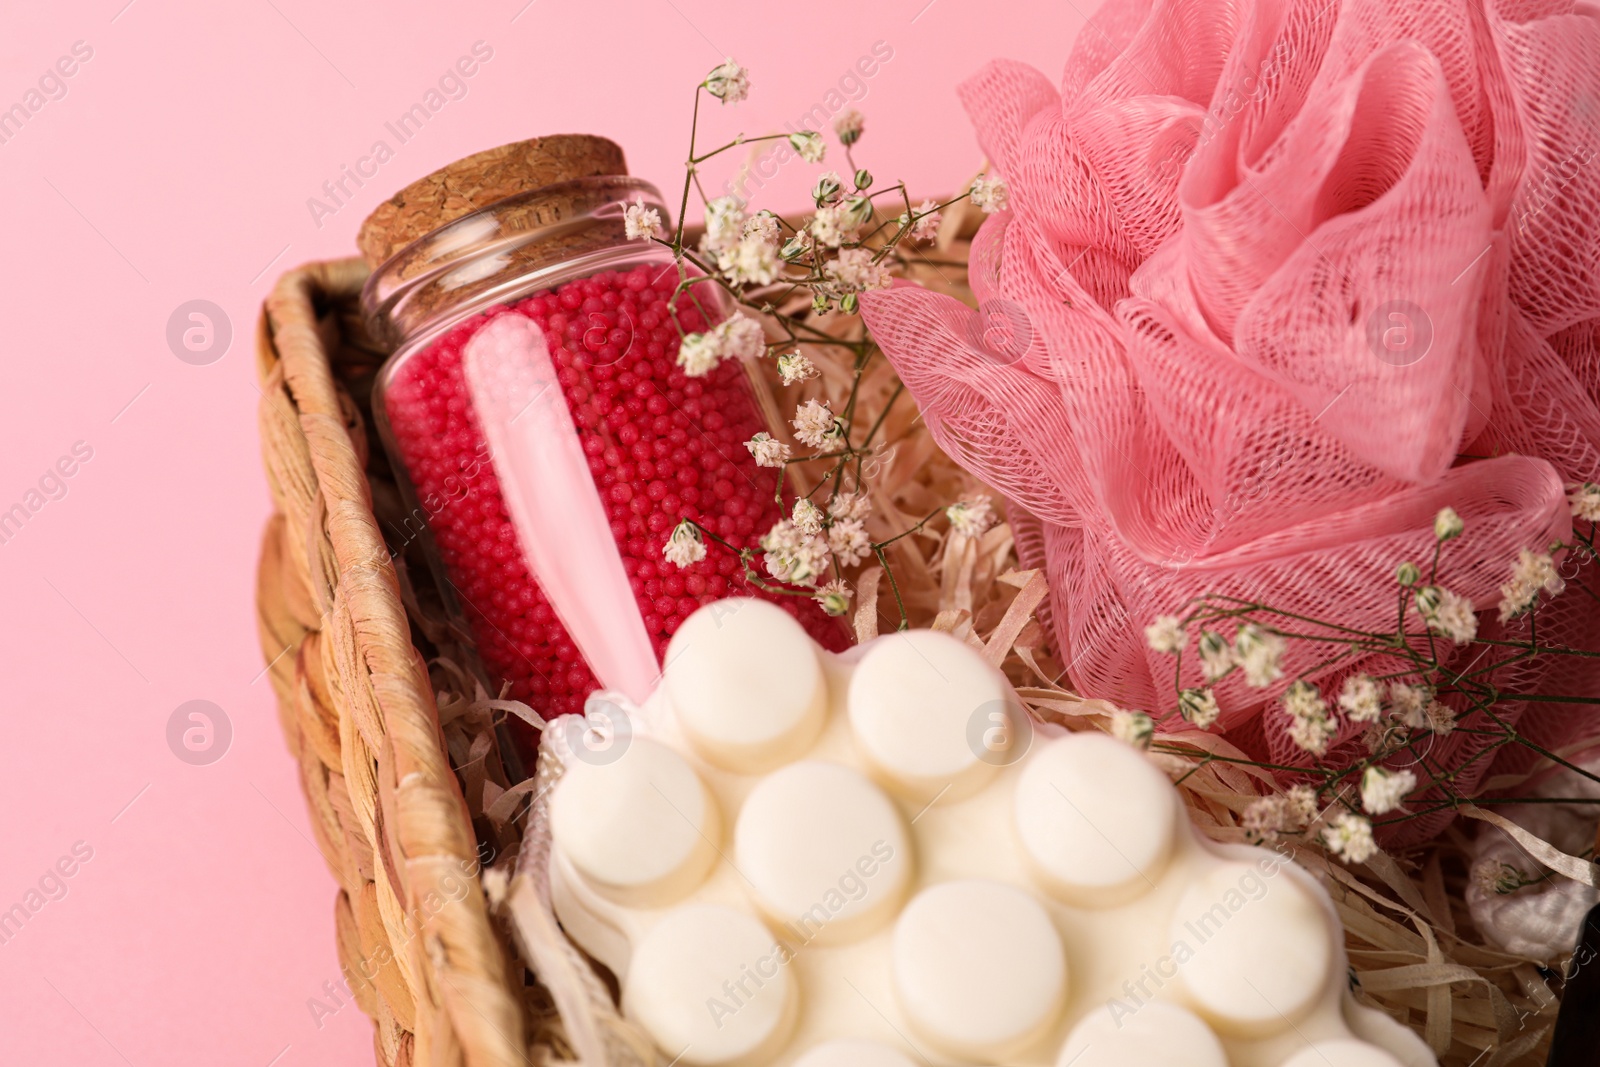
[[382, 264, 845, 737]]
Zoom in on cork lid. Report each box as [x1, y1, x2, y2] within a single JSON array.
[[357, 134, 628, 269]]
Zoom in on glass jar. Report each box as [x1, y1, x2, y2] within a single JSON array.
[[360, 137, 844, 747]]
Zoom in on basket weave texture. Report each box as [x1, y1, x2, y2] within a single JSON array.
[[256, 258, 531, 1067]]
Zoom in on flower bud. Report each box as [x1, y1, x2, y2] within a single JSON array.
[[841, 195, 873, 230], [1396, 561, 1421, 585], [818, 588, 851, 616], [1433, 506, 1463, 542], [854, 168, 873, 189], [812, 172, 842, 205]]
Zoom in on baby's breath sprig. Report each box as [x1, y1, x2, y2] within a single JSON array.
[[1136, 503, 1600, 865], [649, 58, 1010, 629]]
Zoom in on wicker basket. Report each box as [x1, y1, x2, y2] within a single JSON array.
[[258, 258, 534, 1066]]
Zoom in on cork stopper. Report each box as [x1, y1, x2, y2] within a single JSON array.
[[357, 134, 628, 269]]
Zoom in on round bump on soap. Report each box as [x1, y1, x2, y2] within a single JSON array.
[[735, 761, 912, 945], [623, 904, 798, 1067], [1168, 860, 1334, 1035], [848, 629, 1015, 802], [664, 598, 827, 772], [890, 880, 1066, 1060], [550, 737, 720, 907], [1013, 733, 1177, 906], [1280, 1040, 1405, 1067], [1057, 1001, 1227, 1067], [792, 1039, 919, 1067]]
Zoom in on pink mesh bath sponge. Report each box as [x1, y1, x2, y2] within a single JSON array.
[[861, 0, 1600, 840]]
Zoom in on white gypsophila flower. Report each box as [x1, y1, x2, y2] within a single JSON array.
[[828, 491, 871, 522], [1323, 811, 1378, 864], [809, 202, 859, 247], [1144, 614, 1187, 655], [1197, 630, 1233, 682], [1498, 547, 1565, 622], [716, 314, 766, 361], [776, 351, 818, 385], [1424, 699, 1457, 735], [907, 200, 941, 243], [791, 399, 841, 450], [1283, 679, 1326, 721], [761, 520, 828, 586], [677, 331, 722, 377], [1471, 858, 1527, 896], [1234, 624, 1287, 687], [719, 234, 782, 287], [701, 196, 747, 255], [1570, 482, 1600, 522], [662, 521, 706, 567], [788, 130, 825, 163], [814, 578, 852, 616], [1387, 682, 1431, 729], [833, 107, 864, 145], [1283, 680, 1336, 756], [1288, 714, 1338, 756], [827, 518, 871, 568], [745, 432, 790, 468], [1420, 585, 1478, 644], [705, 58, 749, 103], [969, 175, 1010, 213], [812, 171, 844, 204], [1178, 687, 1221, 730], [743, 211, 781, 245], [1434, 506, 1464, 542], [622, 197, 663, 241], [1361, 766, 1415, 815], [946, 495, 997, 538], [792, 498, 824, 536], [1242, 795, 1289, 843], [1285, 784, 1318, 827], [824, 247, 893, 293], [1110, 709, 1155, 750], [1338, 675, 1382, 723]]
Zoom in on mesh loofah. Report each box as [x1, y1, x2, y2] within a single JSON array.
[[861, 0, 1600, 842]]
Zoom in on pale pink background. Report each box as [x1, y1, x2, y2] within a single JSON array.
[[0, 2, 1086, 1063]]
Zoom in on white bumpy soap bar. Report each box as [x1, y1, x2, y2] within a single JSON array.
[[665, 598, 826, 771], [1014, 732, 1177, 905], [1281, 1041, 1405, 1067], [735, 760, 911, 945], [892, 879, 1066, 1059], [1170, 861, 1332, 1034], [847, 629, 1014, 801], [1058, 1001, 1229, 1067], [548, 736, 719, 907], [544, 599, 1437, 1067], [791, 1039, 918, 1067], [623, 903, 798, 1066]]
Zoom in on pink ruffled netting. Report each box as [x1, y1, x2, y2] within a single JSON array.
[[861, 0, 1600, 843]]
